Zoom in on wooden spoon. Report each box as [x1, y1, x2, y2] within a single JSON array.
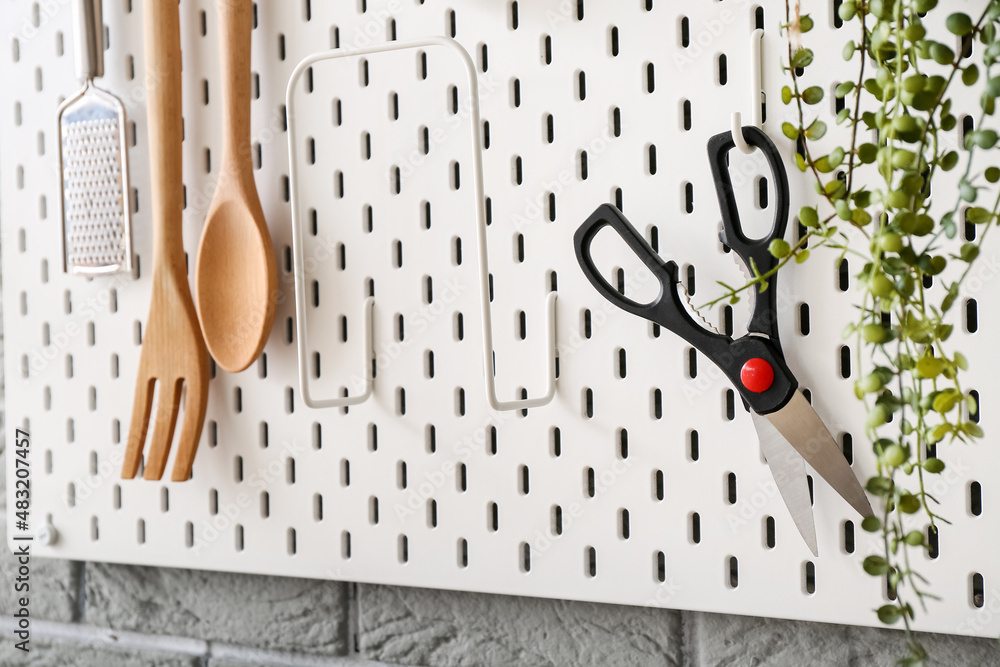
[[195, 0, 277, 373]]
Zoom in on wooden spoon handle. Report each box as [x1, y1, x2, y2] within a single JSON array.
[[217, 0, 254, 176], [144, 0, 185, 273]]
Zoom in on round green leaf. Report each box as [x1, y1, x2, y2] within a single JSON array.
[[904, 23, 927, 43], [961, 243, 980, 262], [960, 181, 978, 202], [899, 494, 921, 514], [867, 404, 890, 428], [963, 64, 980, 86], [879, 233, 903, 253], [870, 275, 894, 299], [769, 239, 791, 259], [866, 476, 893, 496], [791, 48, 814, 69], [883, 444, 907, 467], [900, 172, 925, 195], [862, 516, 882, 532], [859, 372, 886, 393], [835, 81, 855, 98], [946, 13, 974, 36], [878, 605, 902, 625], [916, 356, 946, 378], [965, 206, 992, 224], [971, 129, 999, 149], [828, 147, 846, 169], [954, 352, 969, 370], [798, 206, 819, 228], [892, 115, 920, 136], [903, 75, 926, 94], [933, 390, 963, 413], [985, 76, 1000, 98], [802, 86, 825, 105], [805, 119, 827, 140], [862, 323, 888, 344], [891, 149, 917, 170], [930, 42, 956, 65], [923, 458, 946, 473], [911, 91, 936, 111], [864, 556, 890, 576], [782, 122, 800, 141]]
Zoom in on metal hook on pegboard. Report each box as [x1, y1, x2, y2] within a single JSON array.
[[285, 37, 558, 413], [732, 28, 765, 155]]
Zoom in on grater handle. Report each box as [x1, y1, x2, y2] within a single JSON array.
[[72, 0, 104, 81]]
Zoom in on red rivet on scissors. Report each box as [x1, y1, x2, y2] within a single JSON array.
[[741, 358, 774, 394]]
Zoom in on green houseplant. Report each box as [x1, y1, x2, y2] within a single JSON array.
[[708, 0, 1000, 662]]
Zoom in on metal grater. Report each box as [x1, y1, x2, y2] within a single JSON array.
[[56, 0, 132, 276]]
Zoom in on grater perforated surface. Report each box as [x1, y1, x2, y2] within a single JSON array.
[[2, 0, 998, 638], [60, 105, 129, 272]]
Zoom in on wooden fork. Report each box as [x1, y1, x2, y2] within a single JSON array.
[[122, 0, 210, 482]]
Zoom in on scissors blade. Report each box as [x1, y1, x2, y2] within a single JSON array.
[[764, 391, 873, 518], [751, 411, 818, 557]]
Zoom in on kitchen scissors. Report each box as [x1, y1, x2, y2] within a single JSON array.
[[573, 126, 872, 556]]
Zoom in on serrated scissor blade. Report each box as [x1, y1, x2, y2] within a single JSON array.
[[676, 276, 723, 336], [764, 391, 874, 518], [751, 410, 818, 556], [730, 242, 757, 315]]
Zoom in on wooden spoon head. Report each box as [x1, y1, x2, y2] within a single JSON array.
[[196, 196, 277, 373]]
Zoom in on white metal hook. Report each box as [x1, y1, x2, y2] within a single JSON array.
[[732, 28, 765, 155], [287, 45, 404, 409], [459, 40, 559, 412], [291, 296, 374, 409], [286, 38, 557, 413]]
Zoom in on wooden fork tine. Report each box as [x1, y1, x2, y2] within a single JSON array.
[[142, 378, 183, 481], [171, 375, 209, 482], [123, 376, 156, 479]]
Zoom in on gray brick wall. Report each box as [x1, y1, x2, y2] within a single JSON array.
[[86, 563, 348, 655], [357, 584, 682, 666]]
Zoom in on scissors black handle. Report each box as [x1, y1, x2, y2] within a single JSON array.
[[708, 126, 791, 339], [574, 204, 797, 415]]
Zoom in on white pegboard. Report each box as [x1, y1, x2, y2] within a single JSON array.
[[3, 0, 997, 638]]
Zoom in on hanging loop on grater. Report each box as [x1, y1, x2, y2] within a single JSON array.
[[57, 0, 133, 277], [73, 0, 103, 81]]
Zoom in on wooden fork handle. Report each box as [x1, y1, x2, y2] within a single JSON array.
[[144, 0, 185, 276]]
